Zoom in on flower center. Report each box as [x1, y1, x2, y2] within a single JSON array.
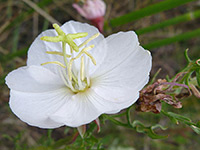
[[40, 23, 99, 93]]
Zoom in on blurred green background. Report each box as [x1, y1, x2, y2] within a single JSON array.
[[0, 0, 200, 149]]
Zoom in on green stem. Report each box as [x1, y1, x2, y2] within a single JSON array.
[[110, 111, 126, 118], [126, 106, 132, 127], [110, 0, 196, 27], [103, 115, 130, 128], [184, 49, 192, 63], [136, 10, 200, 35], [143, 28, 200, 49]]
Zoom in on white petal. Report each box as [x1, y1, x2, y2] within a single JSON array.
[[50, 86, 140, 127], [89, 31, 152, 113], [6, 65, 64, 93], [50, 90, 101, 127], [9, 88, 74, 128], [88, 87, 140, 114], [91, 31, 152, 91]]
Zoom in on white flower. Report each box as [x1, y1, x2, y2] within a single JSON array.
[[5, 21, 152, 128]]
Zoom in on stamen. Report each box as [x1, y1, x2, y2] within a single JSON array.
[[78, 70, 84, 90], [41, 61, 66, 68], [46, 51, 71, 57], [63, 69, 78, 93], [78, 33, 100, 48], [86, 58, 90, 86], [76, 45, 94, 59], [68, 58, 75, 80], [67, 44, 96, 81], [58, 68, 70, 87], [80, 56, 85, 81], [84, 51, 96, 65]]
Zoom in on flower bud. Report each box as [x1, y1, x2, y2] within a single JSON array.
[[73, 0, 106, 32]]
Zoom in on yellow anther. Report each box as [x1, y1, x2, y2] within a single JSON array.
[[84, 51, 96, 65], [41, 61, 66, 68], [80, 56, 85, 81], [46, 51, 71, 57], [40, 36, 62, 42], [53, 24, 65, 36], [68, 32, 88, 40], [78, 33, 100, 48]]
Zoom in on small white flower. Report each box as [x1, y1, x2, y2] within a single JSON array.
[[6, 21, 152, 128]]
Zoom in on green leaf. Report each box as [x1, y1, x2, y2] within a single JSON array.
[[167, 112, 191, 122], [151, 124, 168, 131], [190, 125, 200, 134], [110, 0, 196, 27], [161, 110, 200, 135], [143, 28, 200, 49], [132, 120, 145, 128], [132, 120, 168, 139], [147, 127, 168, 139], [136, 10, 200, 35], [161, 110, 179, 124], [136, 126, 168, 139]]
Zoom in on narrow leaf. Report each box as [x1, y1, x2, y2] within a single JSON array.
[[144, 28, 200, 49], [167, 112, 191, 122], [136, 10, 200, 35], [110, 0, 195, 27], [132, 120, 168, 139], [190, 125, 200, 134]]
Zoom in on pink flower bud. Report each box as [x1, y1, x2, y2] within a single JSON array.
[[73, 0, 106, 32]]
